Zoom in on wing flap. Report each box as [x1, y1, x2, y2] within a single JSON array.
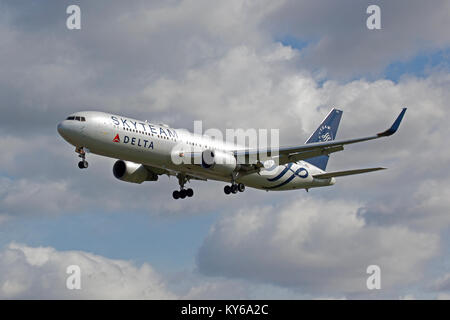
[[143, 165, 208, 181]]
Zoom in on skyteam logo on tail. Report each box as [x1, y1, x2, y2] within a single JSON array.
[[318, 125, 332, 141], [304, 109, 342, 170], [113, 134, 120, 143]]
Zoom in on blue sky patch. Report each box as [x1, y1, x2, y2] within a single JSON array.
[[384, 48, 450, 82], [275, 35, 312, 51]]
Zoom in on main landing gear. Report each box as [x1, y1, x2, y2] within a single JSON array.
[[224, 183, 245, 195], [76, 147, 88, 169], [172, 188, 194, 200], [172, 174, 194, 200], [224, 172, 245, 195]]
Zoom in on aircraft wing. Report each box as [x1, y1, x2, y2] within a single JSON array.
[[234, 108, 406, 166], [143, 165, 208, 181]]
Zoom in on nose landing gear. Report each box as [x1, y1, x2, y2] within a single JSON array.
[[76, 147, 88, 169], [78, 160, 88, 169]]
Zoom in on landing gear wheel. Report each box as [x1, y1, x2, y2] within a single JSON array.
[[237, 183, 245, 192], [224, 185, 231, 195], [173, 174, 194, 199], [76, 147, 88, 169], [78, 160, 88, 169], [231, 184, 238, 194]]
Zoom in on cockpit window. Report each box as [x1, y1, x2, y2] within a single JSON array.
[[66, 116, 86, 121]]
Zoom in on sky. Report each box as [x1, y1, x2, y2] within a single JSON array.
[[0, 0, 449, 299]]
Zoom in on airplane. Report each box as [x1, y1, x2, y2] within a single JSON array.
[[57, 107, 406, 199]]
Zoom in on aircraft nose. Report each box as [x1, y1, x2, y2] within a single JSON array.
[[57, 121, 66, 136], [57, 118, 86, 145], [57, 120, 74, 140]]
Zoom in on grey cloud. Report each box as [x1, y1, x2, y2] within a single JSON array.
[[0, 0, 276, 135], [264, 0, 450, 78], [1, 0, 448, 136]]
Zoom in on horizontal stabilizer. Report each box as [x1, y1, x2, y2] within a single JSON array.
[[312, 167, 386, 179]]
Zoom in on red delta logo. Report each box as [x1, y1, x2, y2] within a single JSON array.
[[113, 134, 120, 143]]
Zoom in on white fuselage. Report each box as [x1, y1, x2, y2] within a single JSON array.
[[57, 111, 335, 191]]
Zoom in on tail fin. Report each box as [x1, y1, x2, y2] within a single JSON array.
[[304, 108, 343, 170]]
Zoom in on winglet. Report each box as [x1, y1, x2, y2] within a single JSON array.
[[377, 108, 407, 137]]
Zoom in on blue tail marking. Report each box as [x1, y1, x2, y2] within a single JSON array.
[[267, 163, 293, 182], [304, 108, 343, 170]]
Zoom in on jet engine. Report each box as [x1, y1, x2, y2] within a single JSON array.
[[113, 160, 158, 184], [201, 149, 238, 175]]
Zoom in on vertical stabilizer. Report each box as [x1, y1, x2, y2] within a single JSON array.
[[304, 108, 343, 170]]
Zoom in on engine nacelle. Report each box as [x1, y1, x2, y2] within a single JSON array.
[[201, 149, 238, 175], [113, 160, 158, 184]]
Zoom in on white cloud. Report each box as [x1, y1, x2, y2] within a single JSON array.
[[197, 198, 439, 294], [437, 293, 450, 300], [431, 273, 450, 292], [181, 278, 249, 300], [0, 243, 261, 300], [0, 243, 175, 299]]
